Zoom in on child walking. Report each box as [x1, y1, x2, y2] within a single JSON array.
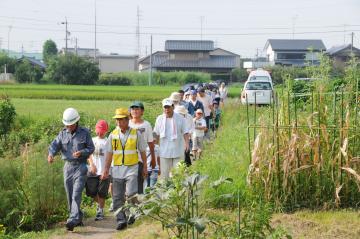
[[85, 120, 110, 221], [192, 109, 207, 160]]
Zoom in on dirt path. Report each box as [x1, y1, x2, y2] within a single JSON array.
[[50, 216, 118, 239]]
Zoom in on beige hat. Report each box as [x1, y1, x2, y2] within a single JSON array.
[[162, 98, 173, 107], [174, 105, 188, 115], [169, 92, 182, 102]]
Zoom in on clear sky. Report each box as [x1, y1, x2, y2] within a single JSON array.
[[0, 0, 359, 58]]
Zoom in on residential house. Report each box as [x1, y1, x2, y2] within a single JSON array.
[[264, 39, 326, 66], [98, 54, 138, 73], [138, 40, 239, 81], [326, 44, 360, 68], [17, 56, 46, 70]]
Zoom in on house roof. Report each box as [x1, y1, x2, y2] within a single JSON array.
[[138, 51, 168, 64], [98, 54, 138, 59], [165, 40, 214, 51], [18, 56, 46, 69], [326, 44, 360, 56], [265, 39, 326, 51], [210, 48, 240, 56], [153, 55, 235, 69]]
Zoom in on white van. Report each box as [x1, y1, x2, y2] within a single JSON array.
[[241, 80, 274, 105], [247, 68, 272, 82]]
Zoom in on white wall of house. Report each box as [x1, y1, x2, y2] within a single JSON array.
[[98, 56, 138, 73]]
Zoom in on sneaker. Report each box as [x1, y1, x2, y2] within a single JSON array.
[[127, 215, 135, 225], [65, 221, 76, 231], [108, 202, 114, 212], [95, 208, 104, 221], [116, 222, 127, 230]]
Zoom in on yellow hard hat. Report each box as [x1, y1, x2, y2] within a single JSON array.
[[112, 108, 130, 119]]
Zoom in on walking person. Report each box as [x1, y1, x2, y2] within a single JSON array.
[[48, 108, 95, 231], [219, 82, 228, 107], [145, 134, 161, 189], [187, 90, 204, 117], [192, 109, 207, 160], [129, 101, 156, 194], [197, 87, 213, 139], [154, 98, 190, 179], [85, 120, 110, 221], [101, 108, 147, 230], [175, 105, 194, 166]]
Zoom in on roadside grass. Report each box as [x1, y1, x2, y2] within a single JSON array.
[[272, 210, 360, 239]]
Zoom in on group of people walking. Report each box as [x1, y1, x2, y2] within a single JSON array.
[[47, 82, 228, 231]]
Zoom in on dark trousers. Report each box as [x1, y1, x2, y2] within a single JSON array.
[[138, 162, 144, 194], [184, 149, 191, 166]]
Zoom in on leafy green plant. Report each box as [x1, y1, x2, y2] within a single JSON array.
[[0, 96, 16, 138]]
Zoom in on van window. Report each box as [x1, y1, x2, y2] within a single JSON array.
[[249, 76, 271, 81], [246, 82, 272, 90]]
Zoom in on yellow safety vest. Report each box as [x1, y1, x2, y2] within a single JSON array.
[[111, 127, 138, 166]]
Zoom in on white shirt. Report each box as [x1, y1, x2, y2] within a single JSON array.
[[154, 113, 188, 158], [129, 120, 154, 162], [185, 113, 195, 134], [91, 136, 107, 176], [198, 94, 212, 117], [193, 117, 206, 137], [146, 144, 159, 171]]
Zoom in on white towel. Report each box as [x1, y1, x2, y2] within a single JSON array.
[[159, 114, 178, 140]]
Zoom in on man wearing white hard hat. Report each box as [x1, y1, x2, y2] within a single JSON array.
[[48, 108, 95, 231], [154, 99, 190, 179]]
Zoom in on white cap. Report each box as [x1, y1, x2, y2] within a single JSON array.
[[162, 98, 173, 107], [195, 109, 203, 114]]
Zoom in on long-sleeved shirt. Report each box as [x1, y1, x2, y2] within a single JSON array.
[[48, 126, 95, 164]]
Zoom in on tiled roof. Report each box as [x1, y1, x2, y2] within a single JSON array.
[[265, 39, 326, 51], [326, 44, 360, 55], [165, 40, 214, 51]]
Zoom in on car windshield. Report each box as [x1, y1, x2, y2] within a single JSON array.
[[245, 82, 272, 90], [249, 76, 271, 81]]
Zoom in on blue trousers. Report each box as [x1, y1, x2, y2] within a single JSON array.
[[63, 162, 87, 224]]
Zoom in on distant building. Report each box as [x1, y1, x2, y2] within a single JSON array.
[[17, 56, 46, 70], [138, 40, 239, 81], [59, 47, 100, 58], [0, 49, 43, 61], [98, 54, 138, 73], [264, 39, 326, 66], [326, 44, 360, 68]]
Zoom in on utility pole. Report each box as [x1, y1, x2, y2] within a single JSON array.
[[351, 32, 354, 53], [61, 18, 69, 54], [75, 38, 78, 56], [200, 16, 204, 40], [7, 25, 12, 55], [21, 45, 24, 57], [136, 6, 141, 57], [343, 24, 347, 44], [149, 35, 153, 86], [94, 0, 97, 61]]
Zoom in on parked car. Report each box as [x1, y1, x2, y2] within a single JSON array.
[[241, 80, 274, 105], [247, 68, 272, 82]]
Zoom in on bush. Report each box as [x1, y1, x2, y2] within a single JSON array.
[[231, 68, 248, 82], [98, 72, 148, 85], [0, 96, 16, 138], [0, 54, 16, 74], [44, 54, 99, 85]]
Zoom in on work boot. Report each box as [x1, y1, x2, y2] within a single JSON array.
[[116, 222, 127, 230], [65, 221, 76, 231], [127, 215, 135, 225]]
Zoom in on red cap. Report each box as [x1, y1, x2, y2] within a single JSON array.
[[95, 120, 109, 135]]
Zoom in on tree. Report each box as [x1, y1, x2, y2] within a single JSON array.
[[44, 54, 99, 85], [42, 40, 58, 64], [14, 60, 43, 83], [0, 96, 16, 138], [0, 53, 16, 73]]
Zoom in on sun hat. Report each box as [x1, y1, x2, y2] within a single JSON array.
[[174, 105, 188, 115], [169, 92, 182, 102], [113, 108, 130, 119], [95, 120, 109, 134], [190, 90, 197, 95], [162, 98, 173, 107], [130, 101, 144, 109], [197, 87, 205, 93]]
